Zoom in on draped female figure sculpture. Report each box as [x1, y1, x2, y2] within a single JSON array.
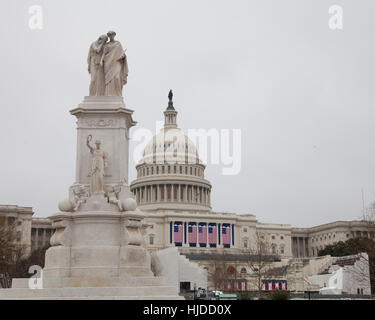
[[87, 34, 108, 96], [100, 31, 128, 96], [86, 135, 108, 195]]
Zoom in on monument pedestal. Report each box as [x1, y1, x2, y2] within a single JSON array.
[[0, 209, 182, 299], [0, 96, 182, 299]]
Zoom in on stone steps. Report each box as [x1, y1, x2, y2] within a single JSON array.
[[0, 295, 183, 300], [13, 275, 167, 289], [0, 285, 180, 299]]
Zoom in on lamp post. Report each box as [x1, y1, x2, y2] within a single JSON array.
[[193, 283, 197, 300], [306, 285, 311, 300]]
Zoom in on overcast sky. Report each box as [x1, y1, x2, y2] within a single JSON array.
[[0, 0, 375, 227]]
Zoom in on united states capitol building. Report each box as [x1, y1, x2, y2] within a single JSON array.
[[1, 92, 373, 293]]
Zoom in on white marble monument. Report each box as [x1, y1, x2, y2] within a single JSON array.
[[0, 32, 181, 299]]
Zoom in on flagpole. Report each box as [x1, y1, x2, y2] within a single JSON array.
[[362, 188, 365, 218]]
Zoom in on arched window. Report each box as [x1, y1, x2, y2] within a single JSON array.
[[243, 239, 248, 248], [226, 266, 236, 277], [149, 235, 154, 245], [272, 244, 277, 254], [240, 267, 247, 274]]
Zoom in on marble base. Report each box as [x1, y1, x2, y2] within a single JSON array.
[[0, 286, 182, 300], [0, 208, 182, 300]]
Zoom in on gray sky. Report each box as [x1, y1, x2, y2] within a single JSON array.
[[0, 0, 375, 227]]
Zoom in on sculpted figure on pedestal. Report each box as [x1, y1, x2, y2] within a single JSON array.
[[72, 185, 90, 211], [88, 31, 128, 97], [101, 31, 128, 96], [86, 135, 108, 195], [87, 35, 108, 96]]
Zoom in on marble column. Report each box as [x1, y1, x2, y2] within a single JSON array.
[[297, 237, 300, 258]]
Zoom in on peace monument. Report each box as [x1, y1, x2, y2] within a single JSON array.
[[0, 32, 181, 299]]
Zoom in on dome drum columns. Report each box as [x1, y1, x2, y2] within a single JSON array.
[[132, 183, 211, 208]]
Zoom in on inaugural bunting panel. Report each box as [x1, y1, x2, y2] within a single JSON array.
[[208, 223, 217, 247], [262, 280, 288, 291], [188, 222, 197, 247], [222, 223, 231, 248], [173, 221, 183, 246], [198, 222, 207, 247], [172, 221, 234, 248]]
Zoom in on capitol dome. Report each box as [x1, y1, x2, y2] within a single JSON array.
[[130, 90, 212, 211]]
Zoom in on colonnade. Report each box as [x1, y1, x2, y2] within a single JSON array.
[[132, 183, 211, 206]]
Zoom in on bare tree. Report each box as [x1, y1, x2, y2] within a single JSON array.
[[242, 231, 281, 298], [0, 216, 27, 288], [361, 201, 375, 293], [207, 251, 233, 292]]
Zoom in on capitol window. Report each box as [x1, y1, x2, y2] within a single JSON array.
[[243, 240, 248, 248], [162, 166, 165, 174], [149, 235, 154, 245], [280, 236, 284, 240], [190, 167, 192, 175], [185, 167, 187, 174], [179, 166, 182, 174], [168, 166, 171, 173], [243, 228, 247, 232], [151, 167, 154, 174], [272, 245, 277, 254], [280, 245, 285, 254], [174, 166, 176, 173], [272, 235, 275, 240], [157, 166, 159, 174]]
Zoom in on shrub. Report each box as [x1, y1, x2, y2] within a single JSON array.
[[238, 292, 252, 300], [268, 290, 290, 300]]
